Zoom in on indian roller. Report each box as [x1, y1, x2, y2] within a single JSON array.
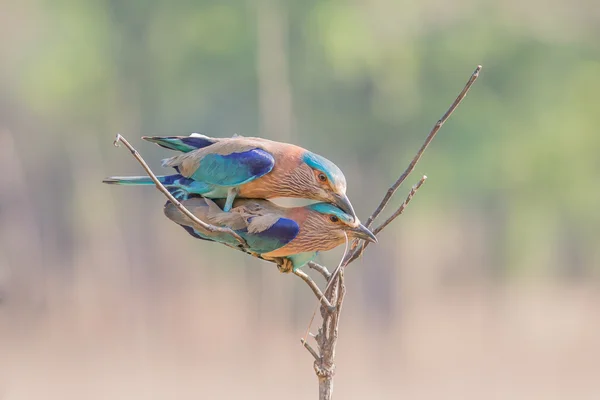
[[163, 196, 377, 271], [103, 134, 357, 220]]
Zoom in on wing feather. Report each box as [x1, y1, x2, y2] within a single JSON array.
[[192, 149, 274, 186]]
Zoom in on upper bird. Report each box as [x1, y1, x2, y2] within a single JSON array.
[[163, 196, 377, 271], [103, 134, 357, 220]]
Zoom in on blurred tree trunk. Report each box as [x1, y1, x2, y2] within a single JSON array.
[[255, 0, 295, 142], [253, 0, 297, 327]]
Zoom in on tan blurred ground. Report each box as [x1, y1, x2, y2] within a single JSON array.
[[2, 250, 599, 399]]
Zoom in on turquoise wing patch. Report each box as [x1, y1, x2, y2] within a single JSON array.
[[192, 149, 275, 186]]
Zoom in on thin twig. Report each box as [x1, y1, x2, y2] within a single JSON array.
[[301, 233, 349, 347], [364, 65, 482, 229], [342, 65, 482, 267], [301, 338, 321, 362], [294, 269, 336, 312], [308, 262, 332, 280], [113, 134, 248, 248], [344, 176, 427, 265], [374, 175, 427, 235]]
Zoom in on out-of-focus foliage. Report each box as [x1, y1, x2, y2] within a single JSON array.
[[2, 0, 597, 278]]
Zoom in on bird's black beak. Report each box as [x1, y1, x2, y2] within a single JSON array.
[[333, 193, 358, 222], [351, 223, 378, 243]]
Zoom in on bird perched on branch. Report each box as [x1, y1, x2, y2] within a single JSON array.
[[103, 134, 357, 220], [163, 196, 376, 272]]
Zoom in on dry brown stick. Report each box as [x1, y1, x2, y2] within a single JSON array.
[[300, 65, 482, 400], [312, 269, 345, 399], [344, 175, 427, 265], [294, 269, 336, 312], [374, 175, 427, 235], [363, 65, 482, 230], [301, 338, 321, 362], [342, 65, 482, 266], [113, 134, 248, 248], [308, 262, 332, 280]]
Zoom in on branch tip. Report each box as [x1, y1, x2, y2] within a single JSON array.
[[113, 133, 123, 147], [362, 65, 481, 231]]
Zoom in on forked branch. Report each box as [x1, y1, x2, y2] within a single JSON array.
[[110, 64, 482, 400], [302, 65, 482, 400], [344, 175, 427, 265]]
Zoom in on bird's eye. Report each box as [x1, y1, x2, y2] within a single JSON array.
[[317, 173, 327, 182], [329, 215, 339, 223]]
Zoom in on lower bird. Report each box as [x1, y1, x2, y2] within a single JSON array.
[[163, 196, 377, 271]]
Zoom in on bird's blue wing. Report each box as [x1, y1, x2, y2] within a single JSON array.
[[179, 225, 211, 241], [191, 149, 275, 186], [174, 216, 298, 254], [241, 217, 299, 254]]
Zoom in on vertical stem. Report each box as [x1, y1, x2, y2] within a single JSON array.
[[318, 375, 334, 400], [314, 270, 346, 399]]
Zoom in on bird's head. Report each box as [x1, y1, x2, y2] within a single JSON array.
[[299, 151, 357, 221], [301, 203, 377, 251]]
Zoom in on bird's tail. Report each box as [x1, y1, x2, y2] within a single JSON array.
[[142, 133, 217, 153], [103, 174, 185, 186], [103, 174, 211, 201]]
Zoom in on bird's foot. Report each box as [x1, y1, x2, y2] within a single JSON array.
[[223, 187, 239, 212], [277, 258, 293, 274]]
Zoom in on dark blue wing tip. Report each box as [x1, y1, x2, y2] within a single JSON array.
[[180, 225, 209, 241], [180, 136, 215, 150], [143, 135, 216, 151], [228, 149, 275, 177], [259, 217, 300, 244]]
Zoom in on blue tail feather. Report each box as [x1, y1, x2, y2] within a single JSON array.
[[102, 175, 156, 185], [103, 174, 186, 186], [103, 174, 212, 197]]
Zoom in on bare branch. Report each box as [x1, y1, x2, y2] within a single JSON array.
[[301, 338, 321, 362], [364, 65, 482, 229], [112, 134, 248, 248], [301, 233, 349, 346], [308, 262, 332, 280], [344, 176, 427, 265], [293, 269, 336, 313], [374, 175, 427, 235], [341, 65, 482, 267], [313, 270, 345, 399], [303, 66, 482, 400]]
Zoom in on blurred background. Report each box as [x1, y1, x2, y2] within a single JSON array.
[[1, 0, 599, 399]]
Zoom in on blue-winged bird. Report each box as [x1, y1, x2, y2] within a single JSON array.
[[103, 134, 357, 220], [163, 197, 376, 271]]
